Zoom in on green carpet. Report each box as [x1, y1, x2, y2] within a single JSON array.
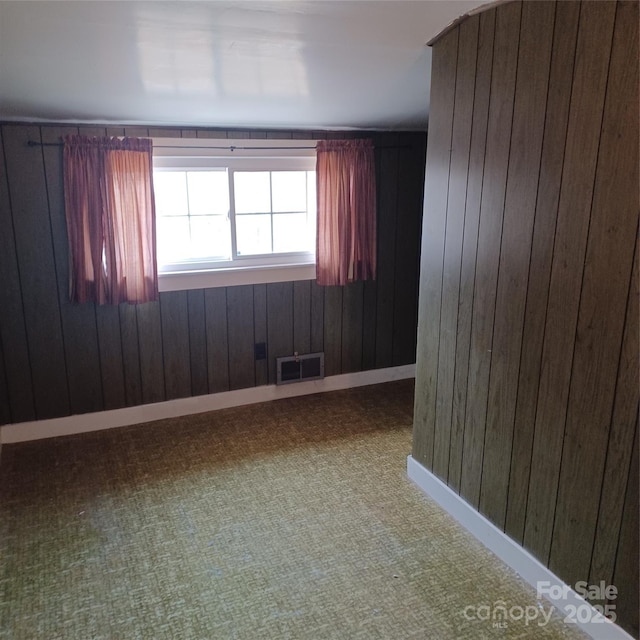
[[0, 380, 588, 639]]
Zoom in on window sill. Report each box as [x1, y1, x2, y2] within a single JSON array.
[[158, 262, 316, 292]]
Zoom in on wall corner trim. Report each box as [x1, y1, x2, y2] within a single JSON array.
[[0, 365, 415, 444], [406, 456, 634, 640]]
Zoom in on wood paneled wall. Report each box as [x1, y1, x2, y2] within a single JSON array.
[[0, 124, 425, 425], [413, 1, 638, 636]]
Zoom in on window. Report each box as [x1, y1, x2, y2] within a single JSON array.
[[152, 139, 317, 291]]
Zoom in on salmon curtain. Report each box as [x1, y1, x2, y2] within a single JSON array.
[[315, 139, 377, 286], [63, 135, 158, 304]]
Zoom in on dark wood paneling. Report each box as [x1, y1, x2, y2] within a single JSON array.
[[373, 134, 399, 369], [361, 280, 377, 371], [266, 282, 293, 384], [449, 12, 493, 493], [41, 125, 105, 415], [341, 281, 364, 373], [460, 1, 521, 508], [549, 0, 638, 584], [253, 284, 268, 386], [95, 304, 126, 410], [432, 17, 478, 481], [187, 289, 209, 397], [0, 126, 34, 423], [0, 337, 10, 425], [412, 27, 458, 468], [392, 133, 425, 366], [226, 285, 255, 390], [612, 421, 639, 638], [590, 235, 639, 587], [2, 124, 70, 419], [310, 281, 324, 354], [0, 125, 425, 429], [204, 287, 229, 393], [479, 0, 554, 527], [524, 0, 616, 563], [160, 291, 192, 400], [119, 303, 142, 407], [504, 0, 580, 541], [136, 301, 166, 404], [323, 286, 343, 377], [293, 280, 311, 355], [414, 1, 638, 634]]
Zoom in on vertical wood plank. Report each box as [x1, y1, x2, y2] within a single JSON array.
[[266, 282, 293, 384], [119, 303, 142, 407], [432, 18, 477, 481], [187, 289, 209, 397], [0, 337, 11, 425], [205, 287, 230, 393], [448, 12, 494, 492], [136, 301, 166, 404], [253, 284, 268, 386], [341, 281, 364, 373], [549, 0, 638, 583], [0, 126, 35, 423], [611, 421, 639, 638], [361, 279, 377, 371], [373, 134, 399, 369], [310, 281, 324, 354], [412, 27, 458, 468], [2, 124, 70, 419], [392, 133, 426, 366], [94, 304, 126, 411], [504, 0, 581, 541], [41, 125, 105, 415], [323, 286, 343, 377], [293, 280, 311, 354], [478, 0, 554, 526], [459, 1, 521, 508], [523, 0, 617, 563], [160, 291, 192, 400], [227, 285, 256, 390], [590, 235, 639, 587]]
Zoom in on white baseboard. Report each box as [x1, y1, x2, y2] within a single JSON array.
[[0, 364, 415, 444], [407, 455, 633, 640]]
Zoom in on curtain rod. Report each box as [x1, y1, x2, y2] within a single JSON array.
[[27, 140, 412, 150]]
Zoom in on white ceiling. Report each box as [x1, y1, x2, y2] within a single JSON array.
[[0, 1, 487, 131]]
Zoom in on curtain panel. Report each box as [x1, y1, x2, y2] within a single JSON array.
[[315, 139, 377, 286], [63, 135, 158, 304]]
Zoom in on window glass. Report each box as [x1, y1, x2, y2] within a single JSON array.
[[187, 171, 228, 216], [234, 172, 271, 214], [154, 171, 188, 217], [236, 214, 272, 255], [272, 171, 307, 212]]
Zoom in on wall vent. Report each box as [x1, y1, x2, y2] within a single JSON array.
[[276, 352, 325, 385]]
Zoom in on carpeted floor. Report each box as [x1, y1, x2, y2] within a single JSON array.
[[0, 380, 588, 640]]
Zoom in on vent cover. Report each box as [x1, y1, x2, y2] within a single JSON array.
[[276, 352, 325, 385]]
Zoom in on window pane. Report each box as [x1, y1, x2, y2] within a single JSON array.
[[190, 216, 231, 259], [236, 214, 272, 255], [273, 213, 312, 253], [234, 172, 271, 213], [272, 171, 306, 212], [153, 171, 188, 216], [156, 217, 191, 262], [187, 171, 229, 216]]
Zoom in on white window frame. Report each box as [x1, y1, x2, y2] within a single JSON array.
[[152, 138, 317, 292]]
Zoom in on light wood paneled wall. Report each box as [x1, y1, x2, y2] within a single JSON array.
[[413, 1, 638, 637], [0, 124, 425, 424]]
